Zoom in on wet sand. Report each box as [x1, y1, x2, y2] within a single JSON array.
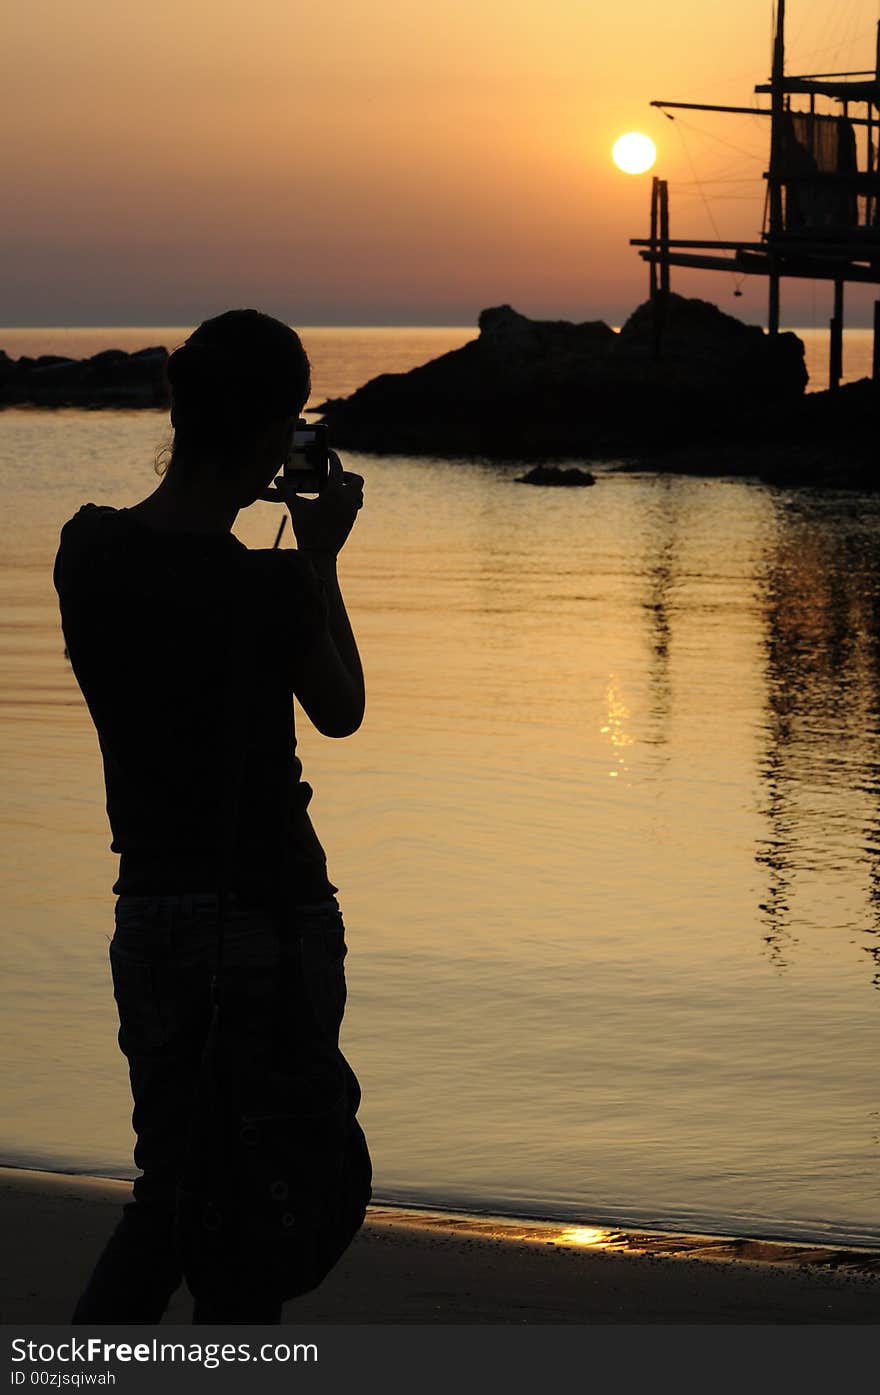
[[1, 1168, 878, 1324]]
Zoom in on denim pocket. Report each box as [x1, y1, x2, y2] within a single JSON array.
[[297, 926, 348, 1045], [114, 898, 164, 932], [109, 941, 169, 1058]]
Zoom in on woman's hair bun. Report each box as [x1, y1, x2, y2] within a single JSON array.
[[165, 309, 310, 421], [166, 340, 230, 393]]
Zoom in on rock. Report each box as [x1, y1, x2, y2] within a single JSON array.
[[28, 358, 87, 403], [515, 465, 596, 486], [34, 354, 76, 368], [477, 304, 616, 385], [755, 376, 879, 487], [0, 346, 170, 407], [87, 349, 129, 367], [603, 294, 807, 401], [614, 376, 879, 487], [312, 305, 618, 459], [315, 297, 808, 460], [81, 346, 169, 405]]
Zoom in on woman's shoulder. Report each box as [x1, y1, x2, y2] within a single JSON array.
[[62, 501, 117, 528], [58, 502, 125, 548], [54, 505, 124, 596], [55, 503, 205, 599]]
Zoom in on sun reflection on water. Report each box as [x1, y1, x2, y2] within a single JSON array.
[[555, 1225, 612, 1247], [600, 675, 634, 778]]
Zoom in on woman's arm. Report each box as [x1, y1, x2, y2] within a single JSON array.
[[265, 450, 365, 738], [294, 551, 365, 737]]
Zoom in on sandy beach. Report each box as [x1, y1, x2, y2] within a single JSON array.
[[1, 1168, 877, 1325]]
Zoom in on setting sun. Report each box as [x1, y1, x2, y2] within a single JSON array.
[[612, 132, 657, 174]]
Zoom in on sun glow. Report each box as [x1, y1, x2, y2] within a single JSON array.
[[612, 132, 657, 174]]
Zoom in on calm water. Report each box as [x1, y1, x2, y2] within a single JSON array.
[[0, 326, 878, 1249], [1, 324, 875, 393]]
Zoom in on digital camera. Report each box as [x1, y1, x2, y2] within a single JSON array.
[[284, 419, 330, 493]]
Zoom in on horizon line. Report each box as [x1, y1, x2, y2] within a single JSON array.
[[2, 321, 879, 333]]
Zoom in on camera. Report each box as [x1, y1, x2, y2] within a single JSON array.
[[284, 419, 330, 494]]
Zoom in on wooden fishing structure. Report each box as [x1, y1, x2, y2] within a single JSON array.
[[631, 0, 880, 387]]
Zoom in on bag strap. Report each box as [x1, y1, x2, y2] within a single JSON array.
[[212, 516, 289, 1007], [211, 550, 253, 1008]]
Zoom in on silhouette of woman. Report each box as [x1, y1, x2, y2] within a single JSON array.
[[53, 309, 368, 1324]]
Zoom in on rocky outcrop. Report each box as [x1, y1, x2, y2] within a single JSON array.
[[314, 305, 619, 458], [315, 297, 808, 460], [0, 347, 169, 407], [475, 305, 616, 384], [603, 295, 806, 399], [730, 377, 877, 487], [606, 375, 878, 487]]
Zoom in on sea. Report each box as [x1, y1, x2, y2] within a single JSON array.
[[0, 323, 878, 1250]]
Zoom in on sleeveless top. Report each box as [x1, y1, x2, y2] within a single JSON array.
[[53, 503, 337, 914]]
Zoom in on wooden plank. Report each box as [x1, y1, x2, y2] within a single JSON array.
[[631, 239, 767, 251], [755, 78, 880, 102], [631, 236, 880, 254], [650, 100, 876, 129], [737, 251, 880, 282], [637, 249, 880, 283], [650, 100, 772, 117]]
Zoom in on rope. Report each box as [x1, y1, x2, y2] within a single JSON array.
[[663, 112, 766, 163], [666, 114, 748, 298]]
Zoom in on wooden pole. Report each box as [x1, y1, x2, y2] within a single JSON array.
[[767, 1, 786, 336], [659, 180, 670, 298], [867, 101, 874, 229], [654, 180, 670, 362], [872, 20, 880, 230], [768, 0, 786, 240], [830, 279, 844, 390], [768, 265, 780, 334], [649, 176, 659, 301], [873, 300, 880, 382]]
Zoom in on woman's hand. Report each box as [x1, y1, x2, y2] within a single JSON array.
[[260, 450, 364, 556]]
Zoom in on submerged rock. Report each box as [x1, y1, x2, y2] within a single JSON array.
[[515, 465, 596, 486], [315, 296, 808, 461], [0, 346, 170, 407]]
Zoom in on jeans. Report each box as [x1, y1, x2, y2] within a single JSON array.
[[71, 891, 350, 1325]]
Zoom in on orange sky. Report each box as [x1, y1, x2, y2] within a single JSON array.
[[5, 0, 879, 326]]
